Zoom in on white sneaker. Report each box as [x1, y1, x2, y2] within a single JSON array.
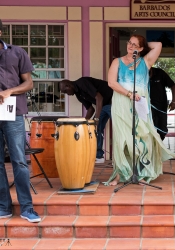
[[95, 158, 105, 164]]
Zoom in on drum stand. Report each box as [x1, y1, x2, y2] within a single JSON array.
[[114, 52, 162, 193], [25, 92, 53, 192], [25, 140, 53, 189]]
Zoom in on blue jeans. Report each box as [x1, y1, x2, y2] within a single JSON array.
[[96, 105, 111, 158], [0, 116, 33, 214]]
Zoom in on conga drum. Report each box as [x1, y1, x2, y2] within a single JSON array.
[[29, 116, 66, 178], [85, 120, 97, 184], [54, 118, 90, 190]]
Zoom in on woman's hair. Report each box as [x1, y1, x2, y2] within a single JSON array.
[[130, 34, 151, 57]]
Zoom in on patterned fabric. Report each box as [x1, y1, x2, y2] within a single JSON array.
[[103, 57, 175, 185]]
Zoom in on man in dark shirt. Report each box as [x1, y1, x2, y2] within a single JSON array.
[[150, 67, 175, 140], [59, 77, 113, 163], [0, 20, 40, 222]]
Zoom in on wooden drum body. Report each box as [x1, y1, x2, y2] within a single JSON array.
[[54, 118, 90, 190], [30, 116, 63, 178], [86, 120, 97, 184]]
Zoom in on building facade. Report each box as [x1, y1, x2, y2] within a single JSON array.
[[1, 0, 175, 158]]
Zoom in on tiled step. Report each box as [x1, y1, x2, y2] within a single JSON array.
[[1, 238, 175, 250], [11, 188, 175, 217], [1, 215, 175, 239]]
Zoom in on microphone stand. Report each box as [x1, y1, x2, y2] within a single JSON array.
[[114, 53, 162, 193]]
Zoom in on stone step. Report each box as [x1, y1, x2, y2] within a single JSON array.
[[11, 187, 175, 217], [1, 215, 175, 239]]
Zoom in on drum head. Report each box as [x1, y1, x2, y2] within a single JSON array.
[[31, 116, 68, 122], [57, 117, 86, 122], [56, 117, 87, 126], [87, 119, 96, 125]]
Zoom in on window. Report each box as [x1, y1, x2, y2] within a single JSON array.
[[2, 24, 67, 115], [154, 57, 175, 82]]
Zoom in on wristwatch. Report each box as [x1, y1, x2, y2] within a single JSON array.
[[94, 118, 99, 121]]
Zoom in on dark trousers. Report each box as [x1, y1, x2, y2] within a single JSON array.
[[96, 105, 111, 158], [151, 108, 168, 141]]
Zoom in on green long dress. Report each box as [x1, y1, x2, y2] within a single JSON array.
[[103, 57, 175, 185]]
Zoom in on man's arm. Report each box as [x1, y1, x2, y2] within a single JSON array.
[[85, 92, 103, 122], [76, 94, 94, 119], [0, 72, 33, 103], [169, 84, 175, 111], [93, 92, 103, 124], [85, 106, 95, 119]]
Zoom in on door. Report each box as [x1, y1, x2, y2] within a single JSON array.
[[109, 28, 120, 159], [109, 27, 120, 62]]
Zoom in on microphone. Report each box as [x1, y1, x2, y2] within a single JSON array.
[[132, 50, 138, 59]]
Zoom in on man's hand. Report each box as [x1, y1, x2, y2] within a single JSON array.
[[0, 89, 12, 104], [94, 117, 99, 126], [85, 106, 95, 120], [169, 101, 175, 111]]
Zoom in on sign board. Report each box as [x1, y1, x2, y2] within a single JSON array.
[[130, 0, 175, 20]]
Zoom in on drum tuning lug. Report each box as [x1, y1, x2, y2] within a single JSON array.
[[95, 130, 98, 138], [53, 132, 59, 140], [89, 132, 92, 138], [36, 133, 42, 138], [74, 131, 80, 141]]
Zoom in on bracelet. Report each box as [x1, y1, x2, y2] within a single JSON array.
[[127, 91, 132, 98], [94, 118, 99, 121]]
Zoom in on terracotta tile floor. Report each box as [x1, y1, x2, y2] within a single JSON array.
[[2, 156, 175, 249]]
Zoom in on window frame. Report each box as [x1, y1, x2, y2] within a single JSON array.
[[2, 22, 68, 116]]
